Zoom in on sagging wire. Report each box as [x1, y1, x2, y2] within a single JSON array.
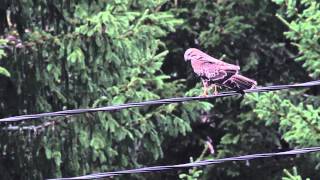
[[0, 80, 319, 123], [48, 146, 320, 179]]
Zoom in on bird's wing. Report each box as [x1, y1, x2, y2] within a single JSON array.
[[193, 61, 237, 81], [204, 54, 240, 70], [192, 48, 240, 71]]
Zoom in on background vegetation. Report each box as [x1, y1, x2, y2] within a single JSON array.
[[0, 0, 319, 179]]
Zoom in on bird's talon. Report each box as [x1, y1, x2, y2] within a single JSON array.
[[200, 90, 208, 97], [200, 92, 208, 97], [211, 85, 219, 95]]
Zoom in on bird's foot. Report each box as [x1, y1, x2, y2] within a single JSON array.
[[210, 85, 219, 95], [213, 86, 218, 95], [200, 88, 208, 97], [200, 92, 208, 97]]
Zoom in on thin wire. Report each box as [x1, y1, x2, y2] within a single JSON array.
[[48, 146, 320, 180], [1, 80, 320, 123]]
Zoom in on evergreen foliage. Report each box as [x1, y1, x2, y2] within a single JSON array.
[[0, 1, 210, 179]]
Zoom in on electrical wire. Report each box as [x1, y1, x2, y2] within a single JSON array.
[[1, 80, 319, 123], [48, 146, 320, 180]]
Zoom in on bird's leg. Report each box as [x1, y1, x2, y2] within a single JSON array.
[[213, 84, 218, 95], [209, 84, 219, 95], [201, 80, 208, 97]]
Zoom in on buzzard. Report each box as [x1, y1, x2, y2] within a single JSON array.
[[184, 48, 257, 96]]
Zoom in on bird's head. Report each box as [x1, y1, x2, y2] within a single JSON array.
[[184, 48, 204, 62], [184, 48, 196, 61]]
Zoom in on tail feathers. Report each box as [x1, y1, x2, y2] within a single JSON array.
[[223, 74, 257, 90]]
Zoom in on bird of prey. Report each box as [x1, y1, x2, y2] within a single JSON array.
[[184, 48, 257, 96]]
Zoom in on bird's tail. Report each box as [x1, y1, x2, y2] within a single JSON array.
[[223, 74, 257, 90]]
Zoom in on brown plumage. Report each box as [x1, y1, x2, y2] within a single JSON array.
[[184, 48, 257, 95]]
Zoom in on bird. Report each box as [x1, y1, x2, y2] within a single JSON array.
[[184, 48, 257, 96]]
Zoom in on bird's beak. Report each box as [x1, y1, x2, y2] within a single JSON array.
[[184, 49, 192, 61]]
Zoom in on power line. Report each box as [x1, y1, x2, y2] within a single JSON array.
[[48, 146, 320, 180], [1, 80, 320, 123]]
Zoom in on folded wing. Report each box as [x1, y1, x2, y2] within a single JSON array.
[[191, 61, 238, 82], [188, 48, 240, 71]]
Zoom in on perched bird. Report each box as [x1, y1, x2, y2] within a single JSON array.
[[184, 48, 257, 96]]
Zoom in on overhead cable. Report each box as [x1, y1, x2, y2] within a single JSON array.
[[48, 146, 320, 180], [1, 80, 319, 123]]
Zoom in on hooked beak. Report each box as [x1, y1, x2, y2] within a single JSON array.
[[184, 54, 190, 61]]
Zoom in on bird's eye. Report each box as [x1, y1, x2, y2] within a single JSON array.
[[197, 56, 203, 60]]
